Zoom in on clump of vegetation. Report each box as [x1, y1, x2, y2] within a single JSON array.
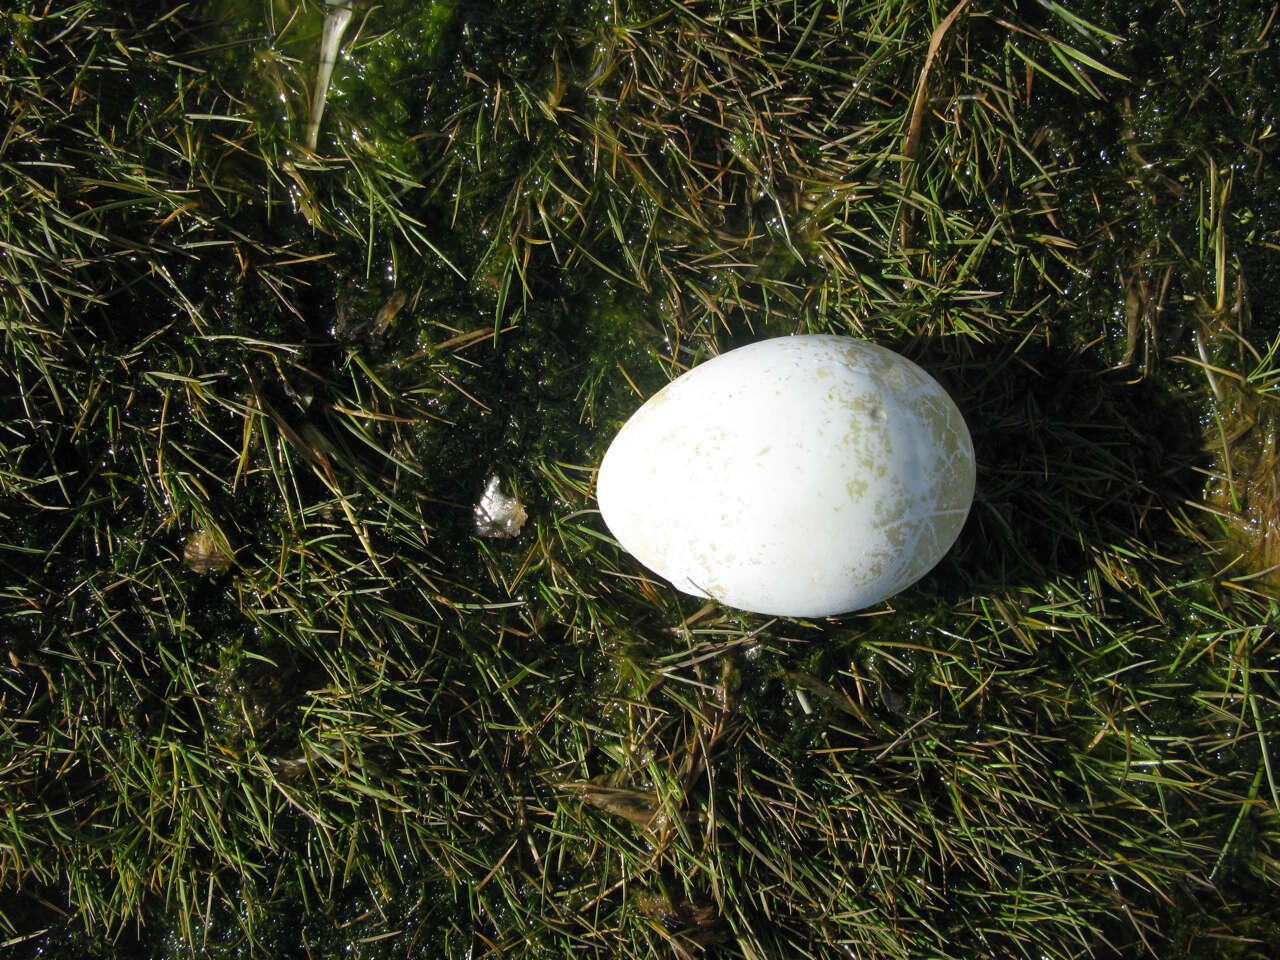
[[1, 1, 1277, 958]]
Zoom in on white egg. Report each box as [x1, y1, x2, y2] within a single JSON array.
[[597, 335, 975, 617]]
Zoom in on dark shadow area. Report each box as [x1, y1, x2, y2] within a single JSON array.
[[898, 333, 1210, 602]]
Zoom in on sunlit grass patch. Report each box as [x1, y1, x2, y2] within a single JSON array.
[[2, 0, 1279, 958]]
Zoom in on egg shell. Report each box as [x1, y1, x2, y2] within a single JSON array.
[[596, 335, 975, 617]]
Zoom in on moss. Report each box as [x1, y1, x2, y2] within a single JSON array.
[[4, 1, 1280, 957]]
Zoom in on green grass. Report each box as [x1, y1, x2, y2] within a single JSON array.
[[2, 0, 1279, 957]]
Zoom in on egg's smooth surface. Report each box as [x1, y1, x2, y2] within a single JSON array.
[[596, 335, 975, 617]]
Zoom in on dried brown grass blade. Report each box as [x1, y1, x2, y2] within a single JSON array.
[[903, 0, 973, 164]]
